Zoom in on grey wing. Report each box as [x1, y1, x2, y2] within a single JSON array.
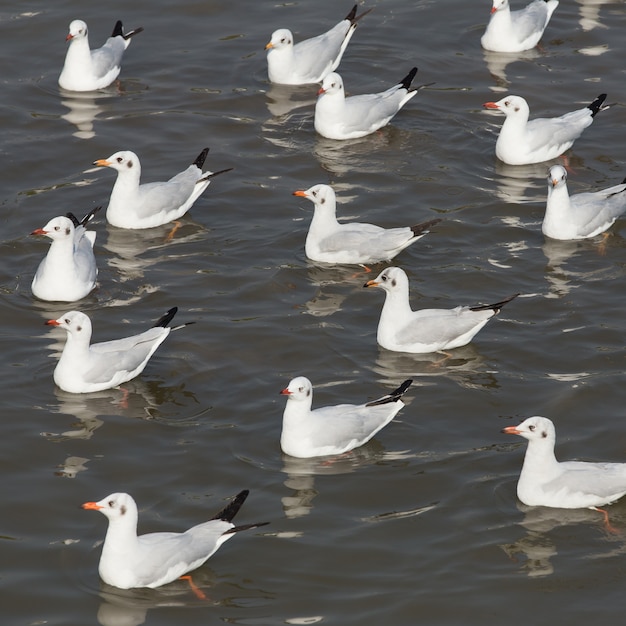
[[552, 462, 626, 500], [293, 21, 351, 77], [309, 404, 396, 449], [343, 90, 407, 131], [85, 328, 166, 383], [398, 308, 490, 345], [90, 38, 126, 79], [73, 228, 97, 283], [526, 109, 591, 152], [570, 186, 626, 235], [135, 168, 199, 218], [322, 225, 413, 256], [510, 1, 550, 41]]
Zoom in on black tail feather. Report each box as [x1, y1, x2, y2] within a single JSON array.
[[112, 20, 144, 40], [349, 6, 373, 24], [469, 293, 519, 314], [399, 67, 418, 91], [587, 93, 608, 118], [211, 489, 249, 522], [366, 379, 413, 407], [65, 206, 102, 228], [224, 521, 270, 535], [411, 218, 442, 237], [152, 306, 178, 328], [192, 148, 210, 170], [198, 167, 234, 183]]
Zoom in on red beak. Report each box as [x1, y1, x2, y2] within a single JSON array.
[[280, 388, 291, 395], [501, 426, 520, 435], [317, 87, 326, 96], [483, 102, 500, 110], [45, 319, 61, 326], [66, 33, 74, 42], [31, 228, 47, 236]]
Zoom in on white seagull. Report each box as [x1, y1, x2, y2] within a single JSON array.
[[31, 207, 100, 302], [364, 267, 518, 353], [292, 184, 441, 265], [59, 19, 143, 92], [265, 4, 372, 85], [483, 93, 608, 165], [46, 307, 192, 393], [502, 416, 626, 512], [314, 68, 419, 140], [481, 0, 559, 53], [542, 164, 626, 240], [94, 148, 232, 229], [82, 490, 268, 590], [280, 376, 412, 458]]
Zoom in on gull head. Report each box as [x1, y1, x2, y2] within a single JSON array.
[[490, 0, 509, 14], [364, 266, 409, 294], [501, 416, 556, 444], [318, 73, 344, 97], [82, 492, 138, 523], [46, 310, 93, 338], [31, 215, 75, 241], [67, 20, 88, 42], [266, 29, 293, 51], [280, 376, 313, 402], [293, 184, 336, 209], [94, 150, 141, 174], [548, 164, 567, 189], [483, 95, 528, 117]]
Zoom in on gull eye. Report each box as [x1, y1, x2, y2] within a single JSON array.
[[529, 424, 535, 432], [116, 157, 123, 163], [108, 499, 115, 507], [381, 274, 388, 281], [64, 318, 71, 324], [54, 226, 60, 231], [311, 190, 317, 197]]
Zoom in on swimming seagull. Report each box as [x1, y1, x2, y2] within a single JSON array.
[[542, 164, 626, 240], [364, 267, 518, 353], [314, 68, 420, 140], [483, 93, 608, 165], [292, 184, 441, 265], [31, 207, 100, 302], [502, 416, 626, 513], [280, 376, 412, 458], [59, 19, 144, 92], [46, 307, 192, 393], [82, 490, 268, 590], [481, 0, 559, 53], [266, 4, 372, 85], [94, 148, 232, 229]]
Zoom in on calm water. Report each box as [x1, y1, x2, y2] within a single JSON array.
[[2, 0, 626, 624]]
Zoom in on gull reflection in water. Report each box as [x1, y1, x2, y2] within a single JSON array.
[[492, 160, 551, 204], [281, 443, 413, 519], [60, 91, 107, 139], [483, 48, 541, 93], [265, 83, 318, 118], [501, 503, 626, 577], [576, 0, 613, 31]]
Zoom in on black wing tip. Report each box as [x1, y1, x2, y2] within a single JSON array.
[[411, 218, 443, 237], [345, 5, 358, 21], [469, 293, 520, 314], [153, 306, 178, 328], [350, 6, 373, 24], [212, 489, 250, 522], [400, 67, 418, 91], [224, 521, 270, 535], [65, 212, 80, 227], [111, 20, 124, 38], [80, 205, 102, 226], [193, 148, 210, 169], [365, 379, 413, 407], [588, 93, 608, 117]]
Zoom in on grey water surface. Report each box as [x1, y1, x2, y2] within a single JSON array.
[[2, 0, 626, 624]]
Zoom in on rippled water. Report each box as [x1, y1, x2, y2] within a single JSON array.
[[2, 0, 626, 624]]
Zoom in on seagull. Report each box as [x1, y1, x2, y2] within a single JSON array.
[[31, 207, 100, 302], [314, 68, 419, 140], [82, 490, 268, 590], [364, 267, 518, 353], [59, 19, 143, 92], [481, 0, 559, 53], [94, 148, 232, 229], [502, 416, 626, 512], [280, 376, 412, 458], [483, 93, 608, 165], [265, 5, 372, 85], [292, 184, 441, 265], [46, 307, 192, 393], [542, 165, 626, 240]]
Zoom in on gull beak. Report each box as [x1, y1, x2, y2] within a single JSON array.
[[66, 33, 74, 42], [265, 41, 274, 50], [292, 190, 307, 198], [45, 319, 61, 326], [551, 178, 559, 187], [490, 6, 497, 14], [501, 425, 521, 435], [363, 280, 380, 289], [82, 501, 103, 510], [317, 87, 326, 96], [483, 102, 500, 110], [31, 228, 47, 236], [280, 388, 292, 396], [93, 159, 111, 167]]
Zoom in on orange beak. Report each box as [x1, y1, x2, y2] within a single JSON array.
[[265, 42, 273, 50], [292, 190, 307, 197], [363, 280, 379, 289], [551, 178, 559, 187], [31, 228, 47, 236], [280, 388, 291, 395], [66, 33, 74, 42], [93, 159, 111, 167], [501, 425, 520, 435], [45, 319, 60, 326], [82, 501, 103, 510], [317, 87, 326, 96], [483, 102, 500, 110]]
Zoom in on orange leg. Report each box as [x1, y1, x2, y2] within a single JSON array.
[[180, 575, 207, 600], [593, 507, 620, 535], [165, 221, 182, 242]]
